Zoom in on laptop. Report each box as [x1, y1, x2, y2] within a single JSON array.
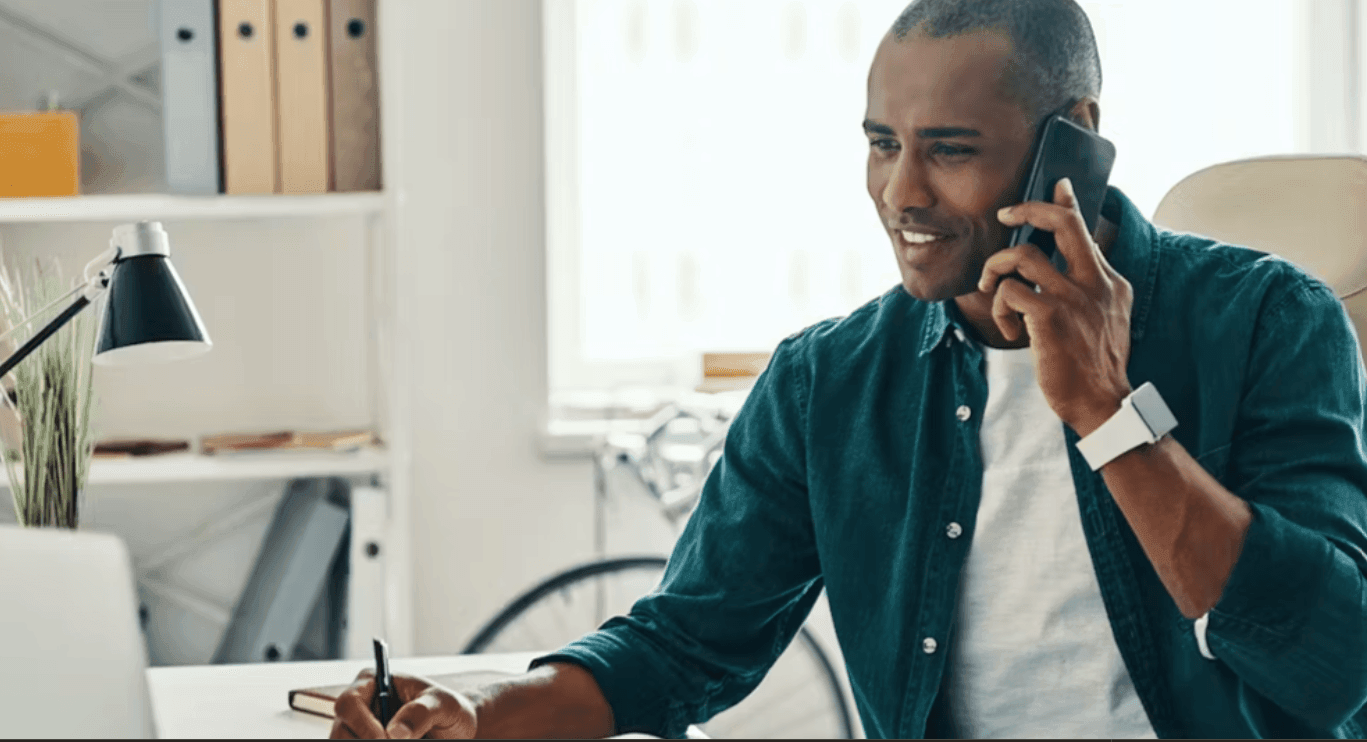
[[0, 524, 157, 738]]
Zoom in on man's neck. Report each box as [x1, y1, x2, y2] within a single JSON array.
[[954, 213, 1120, 350]]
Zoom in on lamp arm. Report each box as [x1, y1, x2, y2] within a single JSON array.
[[0, 246, 120, 352], [0, 282, 87, 350], [0, 271, 112, 381]]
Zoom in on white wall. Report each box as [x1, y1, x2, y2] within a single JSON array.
[[391, 9, 857, 733], [390, 0, 599, 655]]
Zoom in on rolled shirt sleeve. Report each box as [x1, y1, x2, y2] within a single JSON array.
[[531, 333, 826, 738], [1205, 277, 1367, 730]]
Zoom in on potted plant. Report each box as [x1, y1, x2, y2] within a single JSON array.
[[0, 256, 98, 529]]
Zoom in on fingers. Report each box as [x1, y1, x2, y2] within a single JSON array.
[[333, 676, 387, 739], [387, 688, 479, 740], [991, 276, 1046, 342], [386, 692, 443, 739], [392, 672, 436, 703], [979, 243, 1071, 297], [329, 719, 359, 739], [997, 178, 1103, 285]]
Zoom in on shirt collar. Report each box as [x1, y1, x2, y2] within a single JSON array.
[[917, 185, 1158, 357], [916, 300, 957, 357]]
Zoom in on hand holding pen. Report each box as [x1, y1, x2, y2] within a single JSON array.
[[328, 638, 482, 739]]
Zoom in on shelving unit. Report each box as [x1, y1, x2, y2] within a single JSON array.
[[0, 448, 390, 487], [0, 192, 388, 224], [0, 0, 414, 661]]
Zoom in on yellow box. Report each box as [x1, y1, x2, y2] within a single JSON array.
[[0, 112, 80, 197]]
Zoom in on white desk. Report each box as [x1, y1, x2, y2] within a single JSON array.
[[146, 652, 544, 739]]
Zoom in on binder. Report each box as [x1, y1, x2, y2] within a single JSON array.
[[213, 478, 350, 664], [326, 0, 382, 191], [273, 0, 331, 193], [293, 519, 349, 661], [218, 0, 279, 194], [158, 0, 222, 194]]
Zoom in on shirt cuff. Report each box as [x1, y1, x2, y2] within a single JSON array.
[[1206, 501, 1335, 650], [1194, 612, 1216, 660], [526, 624, 685, 738]]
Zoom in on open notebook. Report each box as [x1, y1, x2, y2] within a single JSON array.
[[289, 670, 516, 719]]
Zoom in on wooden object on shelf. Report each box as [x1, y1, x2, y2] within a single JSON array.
[[219, 0, 280, 194], [93, 439, 192, 458], [697, 352, 771, 393], [201, 428, 380, 454], [327, 0, 383, 192], [274, 0, 332, 193], [0, 112, 80, 197]]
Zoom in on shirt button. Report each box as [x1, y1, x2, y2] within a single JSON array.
[[956, 405, 972, 422], [923, 637, 938, 654], [946, 522, 963, 539], [954, 328, 966, 343]]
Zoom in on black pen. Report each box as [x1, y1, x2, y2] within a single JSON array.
[[373, 637, 398, 728]]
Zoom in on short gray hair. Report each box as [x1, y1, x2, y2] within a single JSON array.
[[890, 0, 1103, 126]]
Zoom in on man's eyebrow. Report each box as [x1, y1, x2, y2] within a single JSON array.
[[861, 119, 983, 138], [917, 126, 983, 138], [862, 120, 897, 136]]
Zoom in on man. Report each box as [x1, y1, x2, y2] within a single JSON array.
[[333, 0, 1367, 737]]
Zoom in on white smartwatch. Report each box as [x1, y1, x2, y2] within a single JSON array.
[[1075, 382, 1178, 471]]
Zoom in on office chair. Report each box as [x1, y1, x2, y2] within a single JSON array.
[[1151, 154, 1367, 354]]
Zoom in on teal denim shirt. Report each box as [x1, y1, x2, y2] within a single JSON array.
[[533, 187, 1367, 739]]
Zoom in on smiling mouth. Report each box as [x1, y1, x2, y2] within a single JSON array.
[[896, 230, 954, 247]]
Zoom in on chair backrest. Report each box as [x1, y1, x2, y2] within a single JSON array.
[[0, 525, 157, 738], [1152, 155, 1367, 358]]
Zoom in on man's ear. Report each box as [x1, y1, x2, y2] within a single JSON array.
[[1071, 96, 1102, 132]]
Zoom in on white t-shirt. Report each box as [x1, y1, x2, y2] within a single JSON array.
[[944, 346, 1157, 739]]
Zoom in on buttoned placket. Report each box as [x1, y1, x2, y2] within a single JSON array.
[[901, 322, 986, 737]]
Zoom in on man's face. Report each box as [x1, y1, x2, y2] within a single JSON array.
[[865, 29, 1039, 302]]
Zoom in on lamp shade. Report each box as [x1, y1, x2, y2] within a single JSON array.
[[93, 223, 211, 366]]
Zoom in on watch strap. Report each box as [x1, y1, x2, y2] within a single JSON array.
[[1076, 383, 1166, 471]]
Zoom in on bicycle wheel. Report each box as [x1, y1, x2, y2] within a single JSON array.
[[462, 557, 855, 739]]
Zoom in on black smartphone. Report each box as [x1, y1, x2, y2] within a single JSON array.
[[1006, 112, 1117, 264]]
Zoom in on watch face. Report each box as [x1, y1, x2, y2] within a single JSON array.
[[1131, 382, 1178, 437]]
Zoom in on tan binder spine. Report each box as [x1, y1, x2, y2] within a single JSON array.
[[274, 0, 331, 193], [326, 0, 382, 192], [218, 0, 279, 194]]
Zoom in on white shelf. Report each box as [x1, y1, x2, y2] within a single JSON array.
[[0, 192, 388, 224], [0, 448, 389, 488]]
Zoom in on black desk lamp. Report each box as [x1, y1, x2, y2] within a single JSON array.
[[0, 221, 210, 377]]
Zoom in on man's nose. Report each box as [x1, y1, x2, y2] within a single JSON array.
[[882, 152, 934, 215]]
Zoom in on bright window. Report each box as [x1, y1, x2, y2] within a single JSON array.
[[547, 0, 1318, 393]]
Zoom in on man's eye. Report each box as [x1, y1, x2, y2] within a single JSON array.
[[870, 138, 900, 152], [931, 143, 975, 158]]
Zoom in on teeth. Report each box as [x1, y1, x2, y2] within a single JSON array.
[[901, 231, 947, 244]]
